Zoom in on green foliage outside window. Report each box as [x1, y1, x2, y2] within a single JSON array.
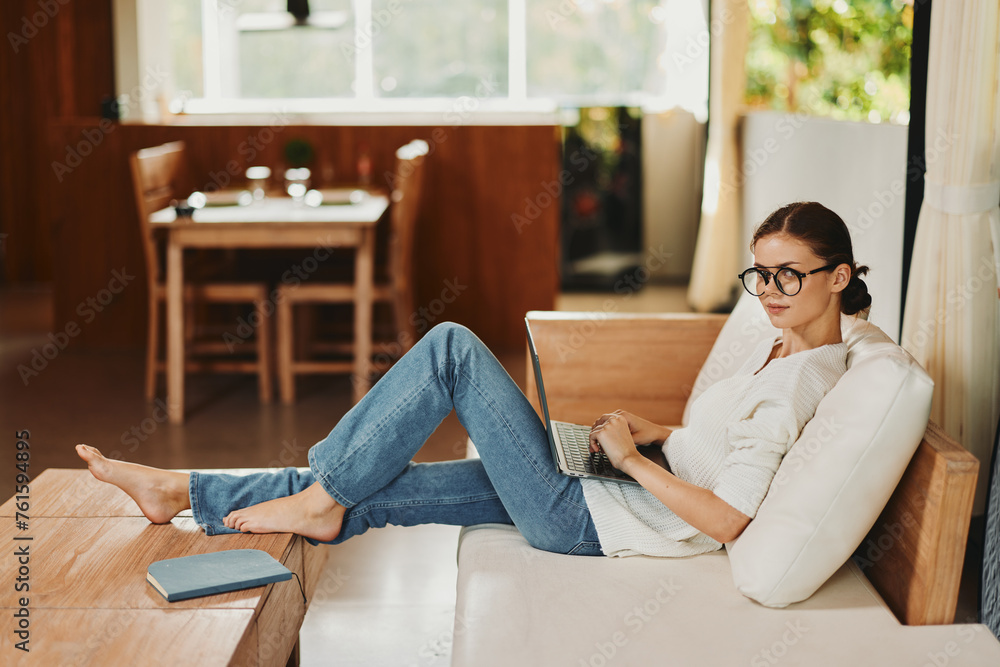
[[746, 0, 913, 124]]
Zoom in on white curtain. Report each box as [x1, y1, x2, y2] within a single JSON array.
[[901, 0, 1000, 514], [687, 0, 750, 312]]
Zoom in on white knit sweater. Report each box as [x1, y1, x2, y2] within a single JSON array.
[[581, 334, 848, 557]]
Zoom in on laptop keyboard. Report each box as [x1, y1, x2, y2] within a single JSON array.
[[554, 422, 624, 478]]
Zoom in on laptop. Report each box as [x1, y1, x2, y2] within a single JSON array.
[[525, 318, 670, 485]]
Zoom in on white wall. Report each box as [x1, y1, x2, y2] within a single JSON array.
[[642, 109, 706, 281], [741, 111, 910, 341]]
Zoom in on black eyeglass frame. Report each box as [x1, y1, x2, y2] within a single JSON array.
[[737, 263, 840, 297]]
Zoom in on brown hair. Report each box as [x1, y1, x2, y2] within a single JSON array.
[[750, 201, 871, 316]]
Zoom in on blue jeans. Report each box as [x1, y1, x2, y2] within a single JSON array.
[[189, 322, 603, 556]]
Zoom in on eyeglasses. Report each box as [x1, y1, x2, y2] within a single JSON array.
[[737, 263, 839, 297]]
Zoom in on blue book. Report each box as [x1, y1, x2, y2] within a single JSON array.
[[146, 549, 293, 602]]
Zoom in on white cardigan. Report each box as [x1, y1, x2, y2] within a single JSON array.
[[581, 334, 848, 557]]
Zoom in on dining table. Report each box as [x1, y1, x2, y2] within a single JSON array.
[[149, 189, 390, 424]]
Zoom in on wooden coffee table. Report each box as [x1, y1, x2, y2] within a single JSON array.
[[0, 469, 327, 666]]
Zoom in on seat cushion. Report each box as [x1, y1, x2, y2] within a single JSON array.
[[453, 524, 1000, 666], [685, 293, 934, 607]]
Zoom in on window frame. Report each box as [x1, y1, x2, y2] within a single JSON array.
[[112, 0, 699, 126]]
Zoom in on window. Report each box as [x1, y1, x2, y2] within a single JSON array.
[[527, 0, 665, 101], [120, 0, 710, 120]]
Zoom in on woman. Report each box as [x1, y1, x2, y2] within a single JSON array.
[[76, 201, 871, 557]]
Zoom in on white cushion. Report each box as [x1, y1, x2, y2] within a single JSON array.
[[687, 293, 934, 607], [682, 292, 788, 426], [453, 524, 1000, 666]]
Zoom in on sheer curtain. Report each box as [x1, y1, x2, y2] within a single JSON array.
[[686, 0, 749, 313], [900, 0, 1000, 514]]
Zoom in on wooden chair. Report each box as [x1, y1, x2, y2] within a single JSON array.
[[275, 139, 430, 404], [130, 141, 273, 403]]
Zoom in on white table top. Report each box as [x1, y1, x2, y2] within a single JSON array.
[[149, 192, 389, 225]]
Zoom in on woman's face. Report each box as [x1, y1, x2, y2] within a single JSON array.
[[752, 233, 850, 331]]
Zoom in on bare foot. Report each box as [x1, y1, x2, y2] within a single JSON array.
[[75, 444, 190, 524], [223, 482, 345, 542]]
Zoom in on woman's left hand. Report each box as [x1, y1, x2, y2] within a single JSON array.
[[589, 413, 639, 470]]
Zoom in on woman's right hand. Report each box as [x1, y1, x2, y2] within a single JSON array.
[[591, 410, 671, 447]]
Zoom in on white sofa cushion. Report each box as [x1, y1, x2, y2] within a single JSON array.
[[453, 524, 1000, 666], [685, 293, 934, 607]]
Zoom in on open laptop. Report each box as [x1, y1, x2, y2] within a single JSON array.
[[525, 318, 670, 485]]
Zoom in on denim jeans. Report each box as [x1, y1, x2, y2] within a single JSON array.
[[189, 322, 603, 556]]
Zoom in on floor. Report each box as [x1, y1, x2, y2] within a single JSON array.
[[0, 282, 982, 664], [0, 283, 689, 665]]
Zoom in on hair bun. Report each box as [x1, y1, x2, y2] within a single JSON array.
[[841, 264, 871, 316]]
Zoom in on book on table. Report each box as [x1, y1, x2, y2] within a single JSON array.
[[146, 549, 293, 602]]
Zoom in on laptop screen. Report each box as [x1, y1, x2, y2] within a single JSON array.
[[524, 318, 557, 436]]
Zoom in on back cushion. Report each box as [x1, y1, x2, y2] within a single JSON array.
[[682, 293, 779, 426], [686, 293, 934, 607]]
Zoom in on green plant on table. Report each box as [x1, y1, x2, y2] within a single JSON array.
[[284, 138, 315, 168]]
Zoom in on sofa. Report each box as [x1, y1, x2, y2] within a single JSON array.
[[451, 297, 1000, 665]]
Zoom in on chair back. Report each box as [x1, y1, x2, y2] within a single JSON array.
[[129, 141, 186, 286], [386, 139, 429, 339]]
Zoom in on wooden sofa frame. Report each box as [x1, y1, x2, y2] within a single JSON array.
[[524, 311, 979, 626]]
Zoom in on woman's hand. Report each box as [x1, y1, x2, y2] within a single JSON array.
[[589, 413, 640, 470], [590, 410, 672, 447], [589, 411, 750, 543]]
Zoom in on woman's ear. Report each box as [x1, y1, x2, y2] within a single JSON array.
[[830, 263, 852, 293]]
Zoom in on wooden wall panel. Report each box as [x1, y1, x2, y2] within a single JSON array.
[[2, 1, 561, 350], [1, 0, 115, 283]]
